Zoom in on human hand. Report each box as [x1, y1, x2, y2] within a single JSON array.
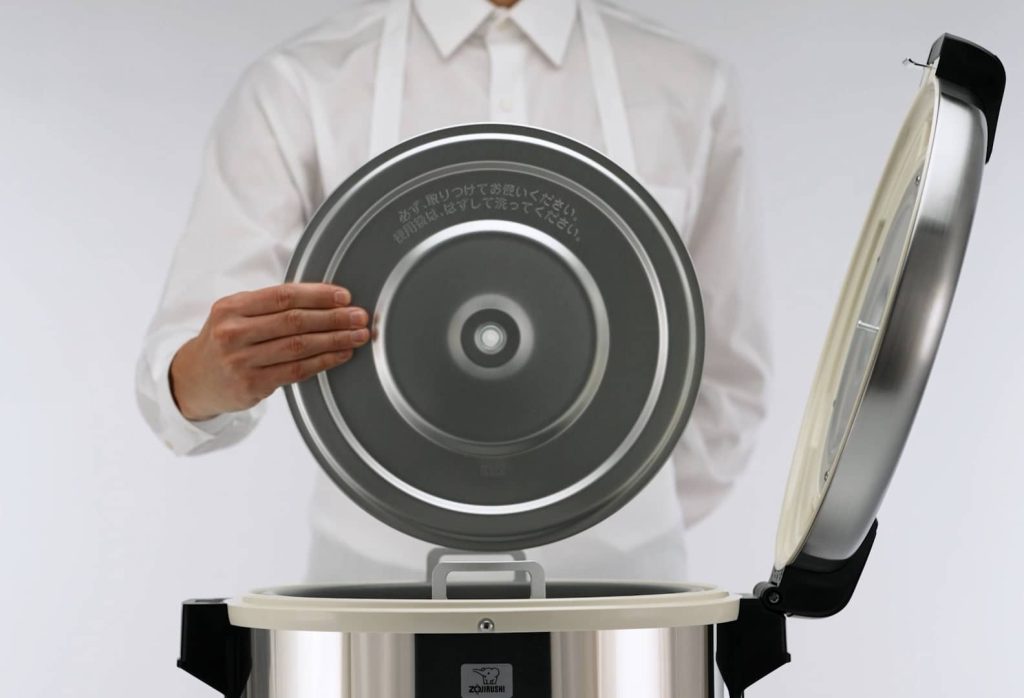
[[169, 283, 369, 420]]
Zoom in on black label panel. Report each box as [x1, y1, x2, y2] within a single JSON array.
[[414, 633, 551, 698]]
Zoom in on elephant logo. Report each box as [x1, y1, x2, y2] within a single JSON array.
[[461, 663, 513, 696], [472, 667, 501, 685]]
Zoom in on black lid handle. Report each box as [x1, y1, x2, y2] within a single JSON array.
[[928, 33, 1006, 162]]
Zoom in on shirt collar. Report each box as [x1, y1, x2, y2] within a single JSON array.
[[414, 0, 579, 66]]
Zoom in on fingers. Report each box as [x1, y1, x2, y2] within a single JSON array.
[[246, 328, 371, 367], [236, 306, 370, 345], [219, 283, 352, 318], [258, 349, 356, 389], [197, 283, 366, 412]]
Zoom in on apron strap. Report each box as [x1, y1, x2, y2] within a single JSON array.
[[370, 0, 637, 177], [579, 0, 638, 175], [369, 0, 412, 157]]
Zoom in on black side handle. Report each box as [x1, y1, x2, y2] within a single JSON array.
[[928, 33, 1006, 162], [178, 599, 251, 698], [716, 595, 791, 698]]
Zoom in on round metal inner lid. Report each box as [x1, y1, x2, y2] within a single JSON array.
[[286, 124, 703, 551], [774, 68, 989, 569]]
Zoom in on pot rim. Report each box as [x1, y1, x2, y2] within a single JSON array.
[[227, 581, 739, 634]]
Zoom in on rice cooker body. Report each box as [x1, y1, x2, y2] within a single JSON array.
[[180, 581, 738, 698]]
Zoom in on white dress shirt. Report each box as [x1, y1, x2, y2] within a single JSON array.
[[136, 0, 771, 582]]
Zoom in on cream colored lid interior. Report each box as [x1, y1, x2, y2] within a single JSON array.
[[773, 75, 939, 570]]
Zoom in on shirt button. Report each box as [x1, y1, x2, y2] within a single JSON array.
[[498, 97, 514, 112]]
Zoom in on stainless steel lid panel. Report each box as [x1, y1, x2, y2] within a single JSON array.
[[773, 34, 1005, 569], [286, 124, 704, 551], [718, 33, 1005, 698]]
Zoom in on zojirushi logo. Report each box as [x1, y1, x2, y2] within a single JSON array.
[[461, 663, 513, 698]]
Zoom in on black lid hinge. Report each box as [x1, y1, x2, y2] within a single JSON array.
[[716, 520, 879, 696]]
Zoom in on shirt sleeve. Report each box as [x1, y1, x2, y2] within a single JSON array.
[[671, 66, 773, 525], [135, 54, 318, 456]]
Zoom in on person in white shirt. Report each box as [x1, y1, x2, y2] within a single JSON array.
[[136, 0, 771, 583]]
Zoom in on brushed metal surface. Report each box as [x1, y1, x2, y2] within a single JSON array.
[[244, 626, 711, 698]]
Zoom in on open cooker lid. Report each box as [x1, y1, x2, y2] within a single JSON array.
[[285, 124, 703, 551], [716, 33, 1005, 698], [773, 34, 1005, 573]]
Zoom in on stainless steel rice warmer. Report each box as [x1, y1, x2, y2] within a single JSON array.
[[176, 34, 1004, 698]]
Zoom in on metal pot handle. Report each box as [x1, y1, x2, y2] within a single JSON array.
[[430, 559, 547, 600], [425, 547, 528, 582], [423, 544, 524, 577]]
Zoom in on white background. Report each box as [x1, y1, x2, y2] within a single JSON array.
[[1, 1, 1021, 696]]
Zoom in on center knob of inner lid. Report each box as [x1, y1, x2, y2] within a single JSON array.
[[475, 323, 507, 354]]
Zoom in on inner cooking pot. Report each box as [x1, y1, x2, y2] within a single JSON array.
[[260, 580, 696, 601]]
